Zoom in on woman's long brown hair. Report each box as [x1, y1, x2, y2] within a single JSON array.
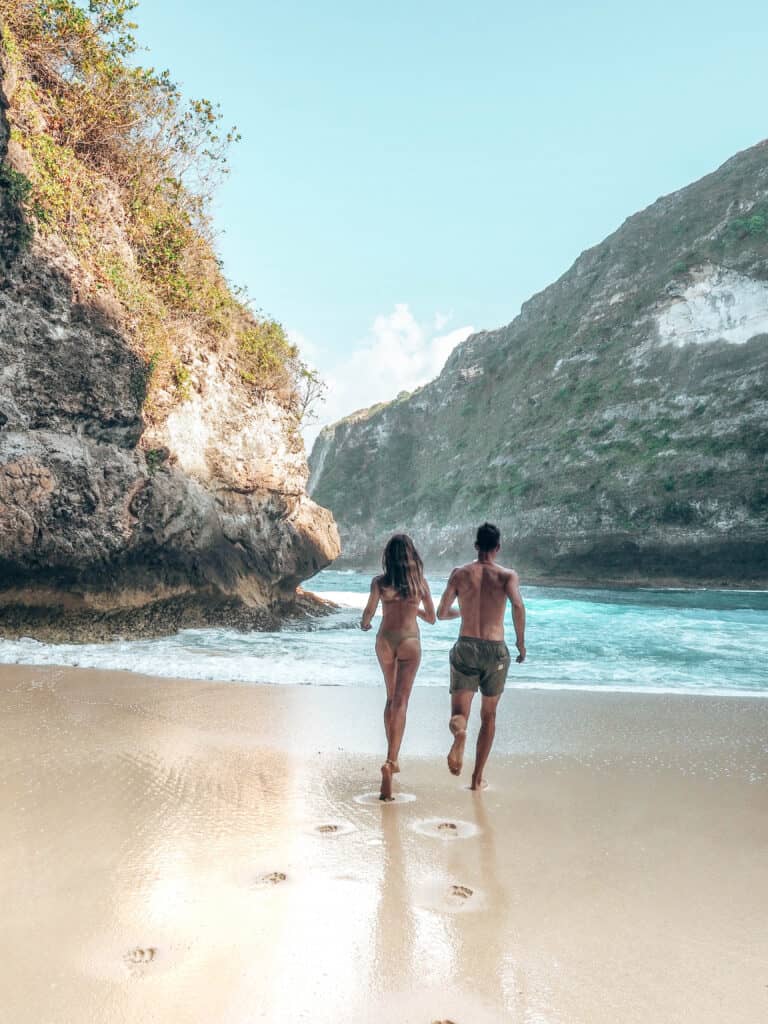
[[381, 533, 425, 599]]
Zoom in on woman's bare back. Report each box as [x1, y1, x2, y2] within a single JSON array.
[[377, 578, 421, 633]]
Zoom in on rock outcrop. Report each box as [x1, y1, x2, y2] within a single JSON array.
[[0, 46, 339, 639], [310, 143, 768, 586]]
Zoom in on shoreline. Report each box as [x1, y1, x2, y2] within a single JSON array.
[[1, 656, 767, 699], [3, 663, 768, 764]]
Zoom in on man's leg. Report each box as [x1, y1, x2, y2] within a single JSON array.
[[447, 689, 474, 776], [471, 694, 501, 790]]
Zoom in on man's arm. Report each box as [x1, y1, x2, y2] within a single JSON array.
[[436, 570, 462, 621], [360, 578, 380, 631], [505, 570, 526, 662]]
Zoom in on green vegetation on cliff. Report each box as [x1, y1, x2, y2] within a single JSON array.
[[0, 0, 321, 423]]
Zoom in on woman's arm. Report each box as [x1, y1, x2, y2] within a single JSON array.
[[416, 581, 437, 624], [360, 578, 380, 631]]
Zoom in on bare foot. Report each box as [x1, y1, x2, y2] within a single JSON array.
[[447, 714, 467, 776], [380, 761, 395, 801], [470, 775, 488, 791]]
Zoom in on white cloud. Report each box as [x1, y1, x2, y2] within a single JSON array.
[[296, 304, 474, 449], [287, 328, 318, 364], [429, 325, 474, 372]]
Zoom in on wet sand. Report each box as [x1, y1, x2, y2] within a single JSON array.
[[1, 663, 767, 1024]]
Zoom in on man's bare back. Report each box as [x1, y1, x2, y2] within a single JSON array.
[[436, 522, 526, 789], [437, 559, 526, 659], [441, 560, 525, 651]]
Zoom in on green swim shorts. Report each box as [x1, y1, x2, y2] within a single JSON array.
[[449, 636, 511, 698]]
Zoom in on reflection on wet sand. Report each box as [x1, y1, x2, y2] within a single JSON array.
[[468, 792, 524, 1013], [372, 804, 416, 997], [430, 790, 516, 1017], [2, 666, 306, 1022], [371, 785, 514, 1024], [3, 665, 767, 1024]]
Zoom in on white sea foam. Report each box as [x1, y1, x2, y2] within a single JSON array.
[[317, 590, 370, 610], [509, 681, 768, 698], [2, 570, 766, 696]]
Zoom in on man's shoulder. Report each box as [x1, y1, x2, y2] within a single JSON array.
[[493, 563, 519, 584], [450, 562, 474, 578], [496, 563, 518, 576]]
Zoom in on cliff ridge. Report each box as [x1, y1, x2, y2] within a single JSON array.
[[310, 143, 768, 586]]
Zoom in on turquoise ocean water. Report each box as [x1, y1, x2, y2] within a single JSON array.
[[1, 570, 766, 696]]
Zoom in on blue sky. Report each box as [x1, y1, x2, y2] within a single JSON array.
[[134, 1, 768, 441]]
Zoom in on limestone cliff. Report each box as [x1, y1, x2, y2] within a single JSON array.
[[310, 143, 768, 586], [0, 19, 339, 639]]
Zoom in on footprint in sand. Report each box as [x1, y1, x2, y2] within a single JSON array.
[[124, 947, 156, 964], [416, 879, 484, 915], [449, 884, 473, 900], [123, 947, 157, 975], [410, 818, 480, 840], [256, 871, 287, 886], [311, 821, 356, 837]]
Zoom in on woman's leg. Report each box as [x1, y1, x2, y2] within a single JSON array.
[[385, 637, 421, 768], [376, 636, 398, 800]]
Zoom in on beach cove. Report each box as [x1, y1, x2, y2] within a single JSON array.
[[2, 662, 767, 1024], [3, 4, 768, 1023]]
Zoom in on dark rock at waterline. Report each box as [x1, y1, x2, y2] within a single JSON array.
[[0, 588, 337, 643]]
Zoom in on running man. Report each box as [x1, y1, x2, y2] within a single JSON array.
[[436, 522, 526, 790]]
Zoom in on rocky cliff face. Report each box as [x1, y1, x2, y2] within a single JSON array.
[[0, 53, 339, 639], [310, 143, 768, 586]]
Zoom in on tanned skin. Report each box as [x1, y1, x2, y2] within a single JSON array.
[[361, 578, 436, 800], [436, 544, 526, 790]]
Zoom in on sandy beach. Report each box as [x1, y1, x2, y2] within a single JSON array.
[[1, 663, 767, 1024]]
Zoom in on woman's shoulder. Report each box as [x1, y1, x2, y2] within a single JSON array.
[[377, 578, 405, 601]]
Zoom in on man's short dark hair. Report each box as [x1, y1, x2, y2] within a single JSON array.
[[475, 522, 500, 552]]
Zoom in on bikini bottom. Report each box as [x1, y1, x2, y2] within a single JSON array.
[[377, 627, 420, 657]]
